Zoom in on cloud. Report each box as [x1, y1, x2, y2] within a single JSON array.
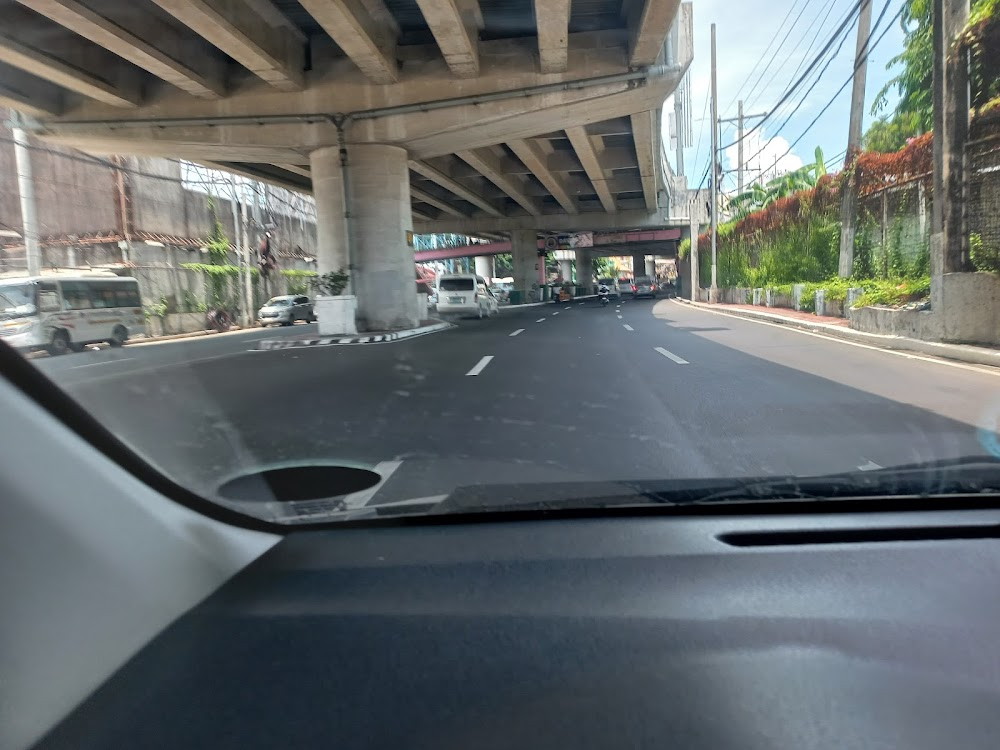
[[723, 130, 804, 189]]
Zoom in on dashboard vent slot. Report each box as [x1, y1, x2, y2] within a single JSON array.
[[718, 525, 1000, 547]]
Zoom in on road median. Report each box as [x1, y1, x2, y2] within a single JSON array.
[[256, 320, 453, 350]]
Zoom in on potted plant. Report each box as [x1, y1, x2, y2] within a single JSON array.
[[310, 268, 357, 335]]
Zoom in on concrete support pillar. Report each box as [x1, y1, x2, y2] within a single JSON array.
[[576, 249, 593, 293], [511, 229, 537, 301], [474, 255, 494, 281], [559, 258, 573, 281], [632, 254, 645, 277], [309, 146, 349, 278], [348, 145, 420, 330]]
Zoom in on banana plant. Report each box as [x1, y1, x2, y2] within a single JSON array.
[[727, 146, 827, 220]]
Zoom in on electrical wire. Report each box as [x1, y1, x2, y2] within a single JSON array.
[[748, 3, 904, 181], [738, 0, 817, 115], [722, 0, 809, 115], [745, 0, 844, 114], [720, 0, 865, 151]]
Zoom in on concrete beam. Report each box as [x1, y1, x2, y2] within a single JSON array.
[[150, 0, 304, 90], [566, 126, 616, 213], [297, 0, 398, 84], [630, 110, 657, 210], [0, 63, 64, 116], [414, 0, 479, 77], [457, 148, 540, 216], [15, 0, 226, 99], [414, 208, 672, 234], [506, 139, 577, 214], [408, 160, 502, 217], [535, 0, 571, 73], [410, 185, 467, 217], [276, 163, 311, 178], [629, 0, 682, 67], [412, 206, 435, 221], [243, 0, 308, 42], [198, 161, 312, 194], [0, 32, 138, 107]]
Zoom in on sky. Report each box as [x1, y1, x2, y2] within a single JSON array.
[[663, 0, 907, 194]]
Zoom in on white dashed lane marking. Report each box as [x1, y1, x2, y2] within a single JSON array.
[[552, 311, 559, 316], [536, 318, 546, 323], [509, 328, 525, 337], [623, 324, 634, 331], [654, 347, 688, 365], [466, 355, 494, 376], [617, 315, 623, 319]]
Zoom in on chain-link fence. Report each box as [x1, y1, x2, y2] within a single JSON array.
[[968, 137, 1000, 273]]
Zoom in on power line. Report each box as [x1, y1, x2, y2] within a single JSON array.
[[738, 1, 865, 173], [719, 0, 865, 151], [749, 3, 904, 181], [722, 0, 808, 115], [738, 0, 817, 115], [745, 0, 844, 114]]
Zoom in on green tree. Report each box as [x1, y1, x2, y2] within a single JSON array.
[[728, 147, 827, 219], [863, 112, 924, 152]]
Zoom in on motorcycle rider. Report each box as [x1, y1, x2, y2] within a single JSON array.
[[598, 283, 611, 305]]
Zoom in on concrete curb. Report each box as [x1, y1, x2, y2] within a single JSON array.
[[256, 321, 454, 350], [126, 326, 261, 345], [676, 299, 1000, 368]]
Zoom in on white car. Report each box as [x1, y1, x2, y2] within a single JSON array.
[[257, 295, 315, 326], [435, 274, 499, 319]]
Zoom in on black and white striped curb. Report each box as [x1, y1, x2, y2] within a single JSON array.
[[256, 321, 453, 350]]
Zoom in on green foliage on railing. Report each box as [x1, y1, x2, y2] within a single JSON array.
[[181, 263, 260, 278]]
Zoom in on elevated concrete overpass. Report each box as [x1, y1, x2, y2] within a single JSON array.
[[1, 0, 693, 330]]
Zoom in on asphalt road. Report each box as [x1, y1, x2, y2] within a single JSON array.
[[26, 298, 1000, 512]]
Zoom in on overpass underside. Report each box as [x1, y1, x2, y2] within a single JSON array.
[[1, 0, 692, 330]]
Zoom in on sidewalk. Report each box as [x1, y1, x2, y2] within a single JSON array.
[[256, 319, 453, 350], [677, 299, 1000, 369]]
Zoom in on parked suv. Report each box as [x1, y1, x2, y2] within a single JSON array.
[[258, 295, 315, 326], [630, 276, 658, 299]]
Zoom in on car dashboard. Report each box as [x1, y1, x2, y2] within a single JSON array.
[[31, 508, 1000, 750]]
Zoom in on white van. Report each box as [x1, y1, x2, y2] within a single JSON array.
[[0, 275, 143, 354], [435, 274, 499, 319]]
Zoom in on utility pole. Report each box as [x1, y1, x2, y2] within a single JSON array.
[[689, 209, 699, 301], [709, 23, 719, 301], [931, 0, 971, 284], [719, 107, 767, 195], [737, 100, 744, 194], [837, 0, 874, 278], [240, 185, 253, 327], [12, 113, 41, 276], [229, 175, 246, 324]]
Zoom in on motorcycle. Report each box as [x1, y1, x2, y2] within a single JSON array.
[[599, 288, 610, 306]]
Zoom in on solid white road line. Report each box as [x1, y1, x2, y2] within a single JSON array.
[[672, 299, 1000, 377], [509, 328, 525, 337], [71, 357, 136, 369], [655, 346, 689, 365], [466, 355, 494, 376], [341, 460, 403, 508], [623, 324, 634, 331], [536, 318, 546, 323]]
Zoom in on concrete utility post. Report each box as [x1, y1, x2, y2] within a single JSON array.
[[243, 183, 255, 321], [837, 0, 874, 278], [12, 114, 41, 276], [690, 210, 699, 301], [709, 23, 719, 301], [230, 176, 247, 324], [931, 0, 971, 283], [737, 100, 744, 195]]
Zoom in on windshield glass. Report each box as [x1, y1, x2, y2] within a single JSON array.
[[3, 2, 1000, 528], [0, 283, 35, 315]]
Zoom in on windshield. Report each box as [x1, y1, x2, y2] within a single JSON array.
[[2, 1, 1000, 529], [0, 283, 35, 316]]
